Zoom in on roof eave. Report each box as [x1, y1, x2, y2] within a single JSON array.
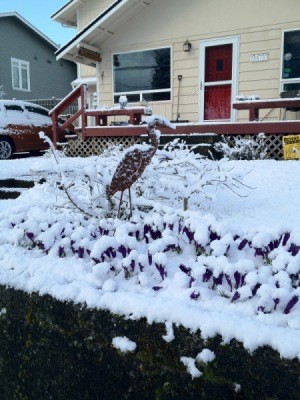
[[56, 0, 152, 65], [55, 0, 128, 65], [0, 12, 58, 48], [51, 0, 78, 27]]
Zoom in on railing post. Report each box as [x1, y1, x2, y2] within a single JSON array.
[[81, 84, 88, 140], [49, 83, 89, 145], [52, 111, 58, 149]]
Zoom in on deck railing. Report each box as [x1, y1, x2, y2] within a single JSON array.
[[49, 84, 88, 147]]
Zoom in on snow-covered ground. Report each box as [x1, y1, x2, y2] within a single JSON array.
[[0, 151, 299, 360]]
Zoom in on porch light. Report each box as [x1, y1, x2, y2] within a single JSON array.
[[183, 39, 192, 52]]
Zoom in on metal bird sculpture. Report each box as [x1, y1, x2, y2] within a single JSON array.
[[108, 115, 175, 218]]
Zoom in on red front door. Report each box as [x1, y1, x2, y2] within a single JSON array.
[[202, 43, 233, 121]]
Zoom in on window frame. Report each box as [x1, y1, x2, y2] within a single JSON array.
[[112, 46, 172, 104], [280, 29, 300, 92], [11, 58, 31, 92]]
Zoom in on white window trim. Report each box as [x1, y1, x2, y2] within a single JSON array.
[[280, 28, 300, 92], [112, 46, 172, 104], [11, 58, 31, 92]]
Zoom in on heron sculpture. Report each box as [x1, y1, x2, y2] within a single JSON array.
[[108, 115, 175, 217]]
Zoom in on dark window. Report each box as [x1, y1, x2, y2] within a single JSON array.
[[113, 48, 171, 103], [283, 83, 300, 91], [282, 30, 300, 80]]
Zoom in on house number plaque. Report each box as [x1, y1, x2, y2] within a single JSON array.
[[250, 53, 269, 63]]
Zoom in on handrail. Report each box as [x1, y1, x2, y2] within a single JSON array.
[[49, 83, 88, 148]]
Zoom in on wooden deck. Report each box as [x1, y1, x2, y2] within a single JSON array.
[[49, 84, 300, 145], [83, 120, 300, 138]]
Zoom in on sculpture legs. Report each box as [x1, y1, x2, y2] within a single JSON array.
[[128, 187, 132, 217], [116, 188, 132, 219], [117, 191, 124, 219]]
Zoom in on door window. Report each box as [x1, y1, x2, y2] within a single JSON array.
[[204, 44, 233, 120]]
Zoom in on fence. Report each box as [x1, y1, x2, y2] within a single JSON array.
[[25, 97, 78, 118]]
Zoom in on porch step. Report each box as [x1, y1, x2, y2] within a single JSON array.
[[0, 179, 34, 200]]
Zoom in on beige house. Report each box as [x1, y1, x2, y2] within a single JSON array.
[[52, 0, 300, 123]]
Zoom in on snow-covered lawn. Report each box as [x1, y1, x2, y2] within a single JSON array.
[[0, 151, 299, 361]]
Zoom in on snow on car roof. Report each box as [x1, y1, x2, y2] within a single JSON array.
[[0, 100, 52, 129]]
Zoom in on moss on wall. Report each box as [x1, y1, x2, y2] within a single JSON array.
[[0, 285, 298, 400]]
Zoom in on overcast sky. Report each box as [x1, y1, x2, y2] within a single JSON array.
[[0, 0, 76, 46]]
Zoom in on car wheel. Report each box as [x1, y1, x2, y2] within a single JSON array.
[[0, 138, 14, 160]]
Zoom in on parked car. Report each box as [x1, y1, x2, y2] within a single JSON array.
[[0, 100, 74, 159]]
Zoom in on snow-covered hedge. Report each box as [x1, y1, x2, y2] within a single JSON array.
[[0, 285, 298, 400]]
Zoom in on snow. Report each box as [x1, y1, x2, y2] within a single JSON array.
[[180, 357, 202, 379], [0, 100, 52, 130], [180, 349, 215, 378], [112, 336, 137, 353], [196, 349, 215, 363], [0, 149, 300, 360], [162, 321, 175, 342]]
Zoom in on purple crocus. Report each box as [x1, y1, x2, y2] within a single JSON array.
[[190, 291, 200, 300], [273, 298, 280, 310], [150, 229, 162, 240], [138, 263, 144, 272], [179, 264, 191, 276], [283, 295, 299, 314], [155, 263, 167, 280], [234, 271, 241, 288], [26, 232, 35, 241], [189, 277, 195, 288], [130, 259, 135, 272], [78, 247, 84, 259], [231, 291, 240, 302], [71, 240, 76, 254], [182, 227, 194, 243], [238, 239, 248, 251], [58, 246, 65, 258], [203, 269, 213, 282], [213, 273, 224, 288], [251, 283, 261, 296], [289, 243, 300, 257], [282, 232, 291, 246], [225, 274, 233, 291], [118, 245, 127, 258], [254, 247, 266, 257], [209, 230, 220, 241]]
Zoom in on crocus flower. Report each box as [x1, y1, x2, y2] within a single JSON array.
[[283, 295, 299, 314]]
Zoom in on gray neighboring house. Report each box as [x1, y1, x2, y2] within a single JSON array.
[[0, 12, 77, 102]]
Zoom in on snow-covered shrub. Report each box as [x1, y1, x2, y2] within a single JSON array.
[[215, 133, 267, 160], [34, 138, 249, 217], [135, 139, 248, 211]]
